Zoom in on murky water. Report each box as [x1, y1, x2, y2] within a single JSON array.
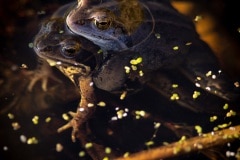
[[0, 0, 240, 160]]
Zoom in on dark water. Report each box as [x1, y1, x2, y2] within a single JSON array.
[[0, 0, 240, 160]]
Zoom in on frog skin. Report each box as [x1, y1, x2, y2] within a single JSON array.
[[66, 0, 196, 52], [33, 6, 240, 115], [33, 17, 136, 92], [65, 0, 195, 90], [33, 2, 240, 157], [66, 0, 240, 100], [33, 2, 145, 92], [33, 2, 102, 84], [27, 2, 78, 92], [66, 0, 200, 70], [33, 2, 102, 144], [34, 18, 100, 85]]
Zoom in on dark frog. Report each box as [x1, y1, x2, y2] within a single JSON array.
[[33, 3, 152, 143], [33, 19, 141, 93], [33, 2, 137, 91], [34, 0, 240, 121], [66, 0, 240, 100], [32, 1, 240, 159], [66, 0, 197, 73]]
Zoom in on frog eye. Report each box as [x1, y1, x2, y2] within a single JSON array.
[[61, 45, 80, 58], [94, 19, 111, 30]]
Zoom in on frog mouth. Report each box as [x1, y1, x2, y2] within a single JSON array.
[[40, 54, 91, 75], [43, 55, 92, 85]]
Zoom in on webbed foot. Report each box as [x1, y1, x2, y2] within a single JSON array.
[[57, 111, 80, 142]]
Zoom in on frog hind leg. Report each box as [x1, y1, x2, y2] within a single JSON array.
[[180, 40, 240, 102]]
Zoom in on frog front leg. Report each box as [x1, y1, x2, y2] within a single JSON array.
[[57, 74, 96, 142], [27, 58, 62, 91]]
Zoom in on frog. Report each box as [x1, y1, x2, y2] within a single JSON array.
[[32, 1, 145, 145], [33, 2, 240, 159], [66, 0, 240, 101], [33, 14, 99, 143], [66, 0, 201, 71], [66, 0, 196, 52], [30, 0, 240, 157]]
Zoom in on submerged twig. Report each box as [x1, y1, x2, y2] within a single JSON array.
[[116, 125, 240, 160]]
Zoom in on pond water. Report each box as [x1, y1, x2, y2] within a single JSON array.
[[0, 0, 240, 160]]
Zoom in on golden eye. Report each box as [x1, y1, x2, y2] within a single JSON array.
[[61, 46, 79, 58], [61, 43, 81, 58], [94, 19, 111, 30], [60, 40, 81, 58]]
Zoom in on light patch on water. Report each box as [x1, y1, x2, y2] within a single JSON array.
[[79, 151, 85, 157], [56, 143, 63, 152], [62, 113, 70, 121], [27, 137, 38, 145], [12, 122, 21, 130], [20, 135, 27, 143]]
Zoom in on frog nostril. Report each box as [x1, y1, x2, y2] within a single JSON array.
[[77, 19, 85, 25], [43, 46, 53, 52]]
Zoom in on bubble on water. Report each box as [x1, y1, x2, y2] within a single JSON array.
[[7, 113, 14, 119], [28, 42, 34, 48], [27, 137, 38, 145], [194, 15, 203, 22], [97, 101, 106, 107], [120, 91, 127, 100], [170, 93, 180, 100], [210, 115, 218, 122], [155, 33, 161, 39], [32, 115, 39, 125], [192, 91, 201, 99], [105, 147, 111, 154], [20, 135, 27, 143], [45, 117, 51, 123], [173, 46, 179, 51], [85, 142, 93, 149], [3, 146, 8, 151], [56, 143, 63, 152], [87, 103, 94, 107], [79, 151, 85, 157], [12, 122, 21, 130], [62, 113, 70, 121]]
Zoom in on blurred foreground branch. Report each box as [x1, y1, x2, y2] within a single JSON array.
[[116, 125, 240, 160]]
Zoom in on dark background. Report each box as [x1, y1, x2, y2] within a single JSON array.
[[0, 0, 239, 160]]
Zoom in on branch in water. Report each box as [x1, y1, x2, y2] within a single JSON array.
[[116, 125, 240, 160]]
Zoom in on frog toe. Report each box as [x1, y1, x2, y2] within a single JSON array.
[[57, 111, 81, 142]]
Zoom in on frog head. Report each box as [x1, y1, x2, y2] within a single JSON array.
[[66, 0, 147, 51], [34, 18, 101, 84], [33, 17, 142, 92]]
